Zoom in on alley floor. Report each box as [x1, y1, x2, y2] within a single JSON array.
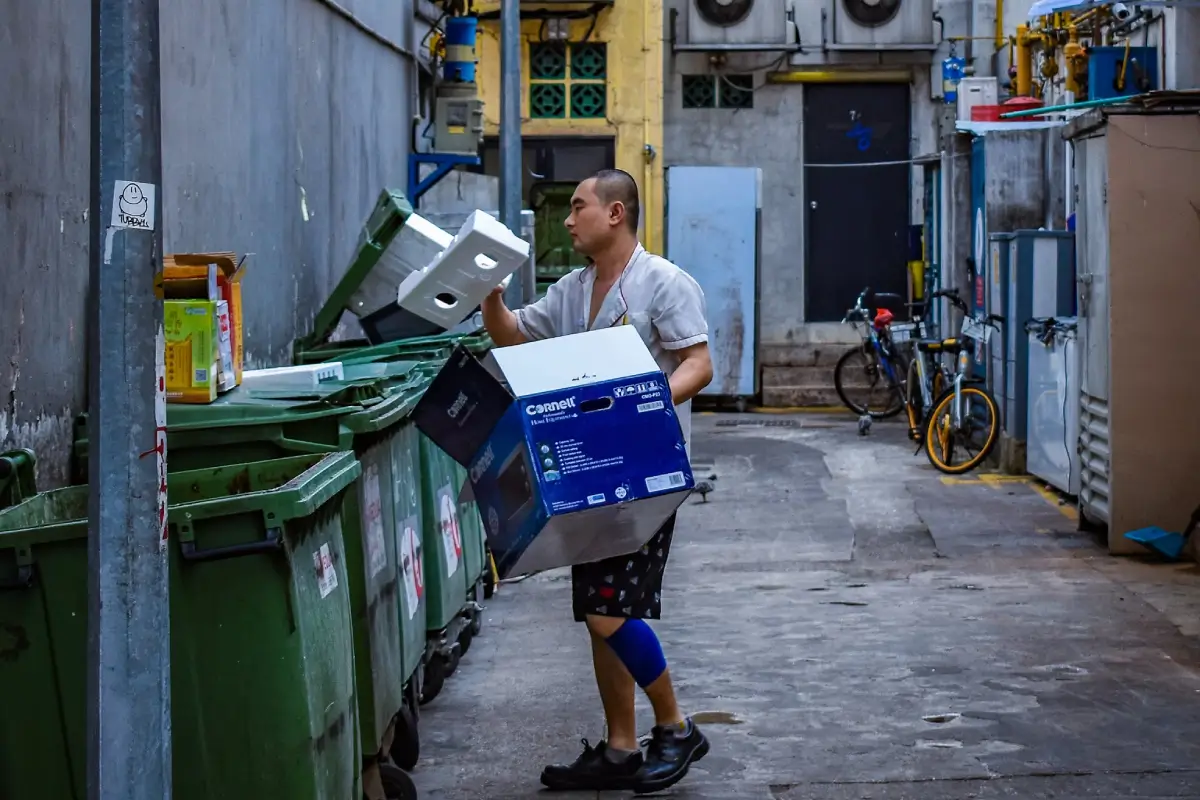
[[412, 412, 1200, 799]]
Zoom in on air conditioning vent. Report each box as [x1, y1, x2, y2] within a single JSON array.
[[827, 0, 935, 50], [695, 0, 755, 26], [685, 0, 789, 47], [842, 0, 901, 27]]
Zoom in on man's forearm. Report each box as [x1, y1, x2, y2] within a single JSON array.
[[669, 354, 714, 406], [482, 294, 526, 347]]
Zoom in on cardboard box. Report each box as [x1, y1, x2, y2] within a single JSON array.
[[215, 300, 237, 393], [164, 300, 219, 404], [412, 325, 694, 579], [163, 253, 247, 385]]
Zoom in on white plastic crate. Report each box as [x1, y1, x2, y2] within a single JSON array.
[[395, 210, 530, 329]]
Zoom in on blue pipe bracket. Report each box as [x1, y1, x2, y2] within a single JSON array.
[[407, 152, 482, 208]]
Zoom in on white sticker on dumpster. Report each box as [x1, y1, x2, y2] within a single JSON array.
[[400, 524, 422, 619], [110, 180, 157, 231], [363, 464, 388, 580], [314, 543, 338, 599], [438, 488, 462, 577]]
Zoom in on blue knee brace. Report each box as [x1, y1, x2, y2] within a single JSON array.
[[605, 619, 667, 689]]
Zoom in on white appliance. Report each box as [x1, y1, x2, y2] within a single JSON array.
[[1025, 321, 1081, 495], [957, 77, 998, 122]]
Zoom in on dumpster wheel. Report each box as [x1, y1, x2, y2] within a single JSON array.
[[457, 624, 474, 657], [378, 764, 417, 800], [420, 656, 448, 705], [389, 701, 420, 771]]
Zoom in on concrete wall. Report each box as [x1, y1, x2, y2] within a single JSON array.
[[0, 0, 418, 487], [472, 0, 666, 252], [662, 0, 938, 350]]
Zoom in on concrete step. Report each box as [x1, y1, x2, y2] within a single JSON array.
[[760, 342, 857, 368], [763, 363, 884, 390], [761, 385, 846, 408]]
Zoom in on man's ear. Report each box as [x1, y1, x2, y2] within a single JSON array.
[[609, 201, 625, 228]]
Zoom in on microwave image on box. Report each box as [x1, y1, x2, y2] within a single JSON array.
[[496, 445, 537, 529]]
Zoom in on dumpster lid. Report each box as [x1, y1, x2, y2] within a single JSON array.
[[0, 449, 37, 510], [299, 189, 414, 351], [165, 381, 383, 430], [0, 453, 360, 552]]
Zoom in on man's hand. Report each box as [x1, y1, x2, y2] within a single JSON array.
[[481, 284, 527, 347], [668, 342, 714, 406]]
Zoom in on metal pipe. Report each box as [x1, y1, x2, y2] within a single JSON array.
[[1000, 93, 1139, 118], [767, 69, 913, 84], [499, 0, 524, 308], [1015, 24, 1034, 96], [995, 0, 1005, 51], [88, 0, 171, 796]]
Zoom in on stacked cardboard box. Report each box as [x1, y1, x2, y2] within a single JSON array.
[[162, 253, 247, 404]]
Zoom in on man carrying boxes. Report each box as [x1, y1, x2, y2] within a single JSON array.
[[480, 169, 714, 794]]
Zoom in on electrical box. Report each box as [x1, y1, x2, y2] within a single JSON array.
[[1087, 46, 1159, 101], [686, 0, 790, 46], [434, 95, 485, 155]]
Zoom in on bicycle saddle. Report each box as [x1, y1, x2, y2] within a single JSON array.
[[917, 337, 965, 353]]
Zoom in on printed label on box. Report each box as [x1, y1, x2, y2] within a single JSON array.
[[363, 464, 388, 580], [314, 543, 338, 598], [438, 487, 462, 577]]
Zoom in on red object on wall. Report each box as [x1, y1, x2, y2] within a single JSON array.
[[1002, 96, 1045, 118], [971, 104, 1003, 122]]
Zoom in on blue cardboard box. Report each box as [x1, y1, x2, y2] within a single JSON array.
[[412, 325, 694, 579]]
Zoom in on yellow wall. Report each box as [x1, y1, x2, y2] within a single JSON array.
[[472, 1, 665, 253]]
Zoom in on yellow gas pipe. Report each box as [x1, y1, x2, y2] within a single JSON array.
[[1014, 24, 1035, 97]]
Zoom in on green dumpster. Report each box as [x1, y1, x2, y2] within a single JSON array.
[[72, 375, 440, 771], [416, 433, 476, 704], [0, 452, 363, 800]]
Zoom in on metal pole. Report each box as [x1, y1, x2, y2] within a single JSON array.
[[88, 0, 171, 796], [499, 0, 524, 308]]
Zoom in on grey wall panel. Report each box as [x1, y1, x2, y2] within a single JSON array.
[[1, 0, 415, 486]]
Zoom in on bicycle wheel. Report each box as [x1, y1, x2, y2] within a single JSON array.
[[834, 345, 905, 419], [922, 384, 1000, 474], [904, 358, 922, 438]]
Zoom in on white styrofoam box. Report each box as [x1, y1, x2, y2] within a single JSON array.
[[240, 362, 345, 391], [395, 209, 531, 329], [350, 213, 454, 318], [957, 77, 999, 121]]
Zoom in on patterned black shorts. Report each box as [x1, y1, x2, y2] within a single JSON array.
[[571, 513, 677, 623]]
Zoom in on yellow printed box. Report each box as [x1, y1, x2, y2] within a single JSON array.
[[164, 300, 219, 404], [163, 253, 248, 386]]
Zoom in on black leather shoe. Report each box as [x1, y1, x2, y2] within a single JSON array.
[[633, 719, 710, 795], [540, 738, 644, 791]]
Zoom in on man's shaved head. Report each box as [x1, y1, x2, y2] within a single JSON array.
[[565, 168, 641, 258], [589, 169, 641, 234]]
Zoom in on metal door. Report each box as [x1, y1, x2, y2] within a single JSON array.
[[666, 166, 761, 397], [804, 83, 911, 322]]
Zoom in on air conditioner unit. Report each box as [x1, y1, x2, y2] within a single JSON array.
[[828, 0, 936, 51], [687, 0, 790, 47]]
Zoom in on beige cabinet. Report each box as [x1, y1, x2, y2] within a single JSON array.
[[1065, 109, 1200, 554]]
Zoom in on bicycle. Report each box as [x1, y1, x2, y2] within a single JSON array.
[[834, 287, 924, 421], [902, 288, 964, 445], [921, 301, 1005, 475]]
